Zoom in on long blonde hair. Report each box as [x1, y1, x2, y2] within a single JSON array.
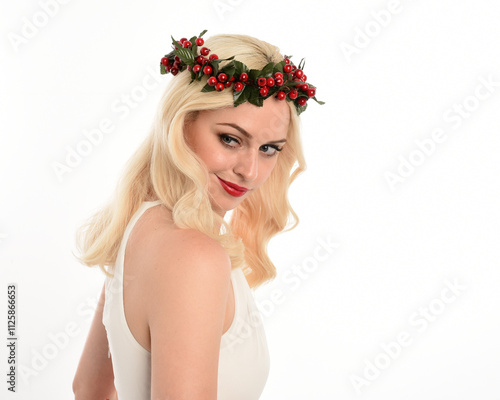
[[74, 33, 306, 289]]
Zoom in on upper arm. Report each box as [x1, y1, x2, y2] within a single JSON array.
[[146, 230, 232, 400], [73, 283, 117, 399]]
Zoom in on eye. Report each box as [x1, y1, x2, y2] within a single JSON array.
[[260, 144, 283, 157], [219, 134, 239, 148]]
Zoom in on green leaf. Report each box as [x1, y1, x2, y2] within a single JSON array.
[[283, 80, 305, 88], [234, 84, 251, 106], [212, 60, 220, 76], [248, 95, 264, 107], [173, 48, 195, 65], [233, 60, 248, 76], [261, 62, 274, 77], [248, 69, 260, 82], [298, 58, 305, 70], [247, 87, 264, 107], [171, 35, 181, 49], [201, 84, 216, 93], [312, 96, 325, 105], [222, 62, 236, 78], [199, 29, 207, 38], [273, 61, 285, 74], [296, 103, 308, 116]]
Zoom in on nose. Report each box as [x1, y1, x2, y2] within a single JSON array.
[[234, 148, 258, 182]]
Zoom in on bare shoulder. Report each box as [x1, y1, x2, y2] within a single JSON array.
[[126, 203, 232, 311], [129, 204, 231, 274], [128, 204, 232, 397]]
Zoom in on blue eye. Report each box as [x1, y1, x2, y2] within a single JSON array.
[[219, 134, 239, 147], [260, 144, 283, 157]]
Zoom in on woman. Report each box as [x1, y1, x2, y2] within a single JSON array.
[[72, 30, 322, 399]]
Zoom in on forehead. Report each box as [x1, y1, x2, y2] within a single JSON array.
[[203, 97, 290, 141]]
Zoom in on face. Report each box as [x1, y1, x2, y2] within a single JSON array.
[[184, 96, 291, 217]]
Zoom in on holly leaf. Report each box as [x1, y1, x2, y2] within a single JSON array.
[[247, 87, 264, 107], [171, 35, 181, 49], [222, 62, 236, 78], [273, 61, 285, 74], [312, 96, 325, 105], [160, 64, 166, 74], [173, 48, 194, 65], [248, 68, 260, 82], [201, 84, 216, 93], [199, 29, 207, 38], [261, 62, 274, 77], [234, 84, 250, 107], [233, 60, 248, 76], [296, 103, 308, 116]]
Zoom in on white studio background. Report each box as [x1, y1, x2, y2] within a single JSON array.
[[1, 0, 499, 399]]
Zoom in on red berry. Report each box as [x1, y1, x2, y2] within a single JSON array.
[[180, 38, 187, 44], [173, 61, 180, 70], [215, 82, 225, 91], [283, 64, 292, 73], [266, 77, 275, 87], [284, 58, 290, 64], [289, 90, 298, 100], [234, 82, 244, 91], [171, 68, 179, 76], [165, 65, 171, 73], [257, 77, 267, 87], [297, 97, 307, 107], [295, 69, 304, 79], [259, 87, 269, 96], [195, 38, 204, 46], [291, 65, 297, 71], [240, 73, 249, 82], [277, 91, 286, 100], [274, 72, 283, 79], [183, 41, 192, 48], [208, 77, 217, 86], [302, 74, 307, 82], [275, 77, 284, 86], [307, 88, 316, 97], [196, 56, 204, 64], [174, 56, 180, 62], [218, 73, 228, 83], [229, 76, 235, 82], [200, 47, 210, 56], [209, 54, 219, 61], [301, 84, 309, 91], [161, 57, 169, 66], [203, 65, 213, 75], [225, 81, 232, 87], [193, 65, 201, 73]]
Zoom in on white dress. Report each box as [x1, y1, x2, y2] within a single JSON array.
[[102, 200, 270, 399]]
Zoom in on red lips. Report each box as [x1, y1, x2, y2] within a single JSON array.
[[217, 176, 248, 197]]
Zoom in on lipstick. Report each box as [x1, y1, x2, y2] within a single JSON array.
[[217, 176, 248, 197]]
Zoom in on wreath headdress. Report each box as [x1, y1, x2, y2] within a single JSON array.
[[160, 30, 324, 116]]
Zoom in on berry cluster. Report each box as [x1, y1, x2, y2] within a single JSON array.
[[160, 30, 324, 115]]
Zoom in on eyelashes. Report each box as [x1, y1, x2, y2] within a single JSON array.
[[218, 134, 283, 156]]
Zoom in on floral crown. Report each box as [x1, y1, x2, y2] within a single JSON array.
[[159, 30, 324, 116]]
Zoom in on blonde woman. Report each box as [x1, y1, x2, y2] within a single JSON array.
[[72, 30, 322, 399]]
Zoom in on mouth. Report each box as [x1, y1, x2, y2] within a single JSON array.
[[216, 176, 249, 197]]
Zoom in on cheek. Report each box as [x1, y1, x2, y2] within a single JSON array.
[[198, 145, 231, 171], [259, 158, 279, 183]]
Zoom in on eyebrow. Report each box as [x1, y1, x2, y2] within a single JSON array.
[[216, 123, 287, 144]]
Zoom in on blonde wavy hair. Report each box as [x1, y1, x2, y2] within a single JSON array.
[[74, 33, 306, 289]]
